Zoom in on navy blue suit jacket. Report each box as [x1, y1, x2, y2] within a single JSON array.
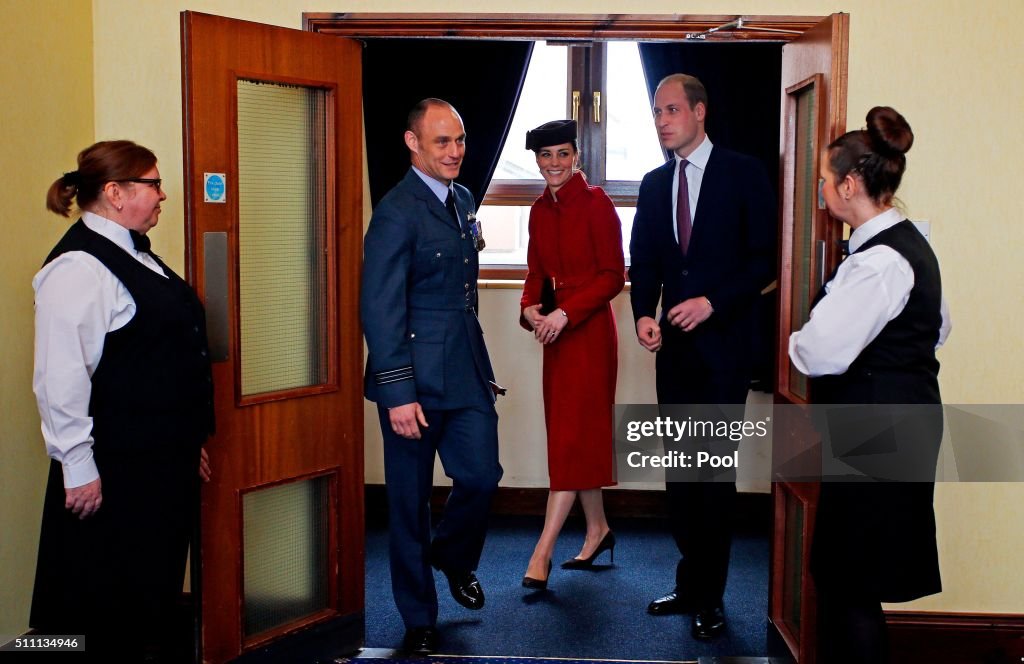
[[629, 146, 776, 375], [362, 168, 496, 410]]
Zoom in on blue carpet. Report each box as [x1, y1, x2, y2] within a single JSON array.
[[352, 657, 696, 664], [350, 657, 698, 664], [365, 514, 785, 660]]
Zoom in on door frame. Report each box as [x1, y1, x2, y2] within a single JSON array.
[[302, 12, 848, 663], [303, 13, 823, 40], [772, 13, 849, 662]]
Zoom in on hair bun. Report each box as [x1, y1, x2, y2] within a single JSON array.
[[866, 106, 913, 157]]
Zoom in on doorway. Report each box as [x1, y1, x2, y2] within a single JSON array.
[[181, 11, 848, 662], [305, 12, 848, 663]]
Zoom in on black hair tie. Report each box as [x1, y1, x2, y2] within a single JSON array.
[[63, 170, 81, 185]]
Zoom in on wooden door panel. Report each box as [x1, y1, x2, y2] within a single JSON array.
[[771, 13, 849, 664], [776, 12, 848, 405], [181, 12, 363, 663]]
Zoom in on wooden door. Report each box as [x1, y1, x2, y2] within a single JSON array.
[[770, 13, 849, 663], [180, 12, 364, 663]]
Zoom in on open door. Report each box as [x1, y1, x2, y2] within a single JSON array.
[[770, 12, 849, 664], [181, 12, 364, 663]]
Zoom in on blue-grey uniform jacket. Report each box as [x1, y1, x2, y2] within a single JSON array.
[[361, 168, 495, 410]]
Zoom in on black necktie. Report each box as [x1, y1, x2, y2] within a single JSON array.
[[130, 229, 152, 254], [445, 189, 461, 228]]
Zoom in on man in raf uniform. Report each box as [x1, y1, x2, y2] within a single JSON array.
[[361, 98, 502, 656]]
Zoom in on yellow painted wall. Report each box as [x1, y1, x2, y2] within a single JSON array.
[[0, 0, 95, 637], [2, 0, 1022, 639]]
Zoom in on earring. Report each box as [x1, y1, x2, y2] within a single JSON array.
[[117, 205, 123, 211]]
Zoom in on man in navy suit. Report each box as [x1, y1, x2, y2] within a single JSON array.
[[629, 74, 776, 639], [361, 98, 502, 656]]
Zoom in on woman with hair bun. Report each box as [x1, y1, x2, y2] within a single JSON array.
[[32, 140, 214, 660], [789, 107, 951, 663]]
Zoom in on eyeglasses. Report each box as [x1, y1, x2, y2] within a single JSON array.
[[122, 177, 162, 192]]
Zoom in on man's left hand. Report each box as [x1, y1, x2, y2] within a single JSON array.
[[666, 297, 713, 332]]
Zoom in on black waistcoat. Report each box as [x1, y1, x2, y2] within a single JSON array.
[[44, 220, 214, 451], [811, 220, 942, 405]]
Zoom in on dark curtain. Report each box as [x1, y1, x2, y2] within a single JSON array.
[[638, 42, 783, 392], [362, 39, 534, 208]]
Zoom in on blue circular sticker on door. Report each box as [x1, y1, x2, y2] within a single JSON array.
[[204, 173, 226, 203]]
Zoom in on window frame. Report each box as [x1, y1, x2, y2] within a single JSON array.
[[304, 13, 824, 277], [484, 43, 643, 205]]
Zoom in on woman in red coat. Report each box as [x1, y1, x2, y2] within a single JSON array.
[[520, 120, 625, 590]]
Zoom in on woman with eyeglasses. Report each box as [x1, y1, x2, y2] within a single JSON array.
[[519, 120, 625, 590], [30, 140, 214, 660]]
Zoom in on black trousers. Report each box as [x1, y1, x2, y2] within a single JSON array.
[[655, 330, 749, 607]]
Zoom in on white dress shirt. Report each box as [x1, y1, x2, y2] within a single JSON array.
[[671, 135, 713, 243], [788, 207, 951, 377], [32, 211, 166, 488]]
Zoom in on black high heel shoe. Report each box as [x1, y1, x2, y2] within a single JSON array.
[[561, 530, 616, 569], [522, 560, 552, 590]]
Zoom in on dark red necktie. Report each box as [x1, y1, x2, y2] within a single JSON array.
[[676, 159, 691, 255]]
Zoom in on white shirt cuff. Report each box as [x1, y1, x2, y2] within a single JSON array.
[[61, 448, 100, 488]]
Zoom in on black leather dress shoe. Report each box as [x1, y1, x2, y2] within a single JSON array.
[[442, 570, 485, 610], [402, 626, 438, 656], [647, 590, 692, 615], [691, 605, 726, 640]]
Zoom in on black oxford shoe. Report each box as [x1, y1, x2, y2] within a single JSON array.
[[402, 626, 438, 656], [691, 604, 726, 640], [647, 590, 693, 615], [443, 570, 485, 610]]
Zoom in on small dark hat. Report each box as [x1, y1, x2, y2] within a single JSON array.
[[525, 119, 577, 151]]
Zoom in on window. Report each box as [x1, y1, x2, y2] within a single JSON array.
[[479, 41, 664, 269]]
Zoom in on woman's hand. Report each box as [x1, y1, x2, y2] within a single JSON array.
[[534, 308, 569, 345], [522, 304, 544, 330], [65, 477, 102, 520]]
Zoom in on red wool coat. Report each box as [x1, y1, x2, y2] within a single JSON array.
[[520, 172, 625, 490]]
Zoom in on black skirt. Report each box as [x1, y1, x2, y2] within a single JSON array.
[[30, 443, 199, 656]]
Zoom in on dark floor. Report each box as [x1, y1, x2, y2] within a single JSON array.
[[364, 514, 791, 661]]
